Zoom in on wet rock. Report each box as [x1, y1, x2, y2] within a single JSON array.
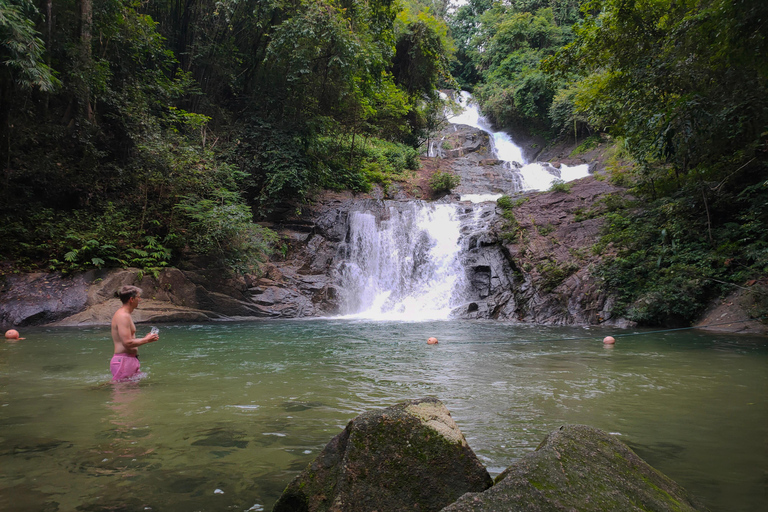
[[0, 268, 268, 328], [441, 424, 709, 512], [191, 427, 249, 449], [693, 286, 768, 335], [0, 272, 89, 327], [452, 177, 635, 327], [272, 397, 492, 512]]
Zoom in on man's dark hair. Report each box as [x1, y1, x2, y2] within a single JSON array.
[[117, 285, 143, 304]]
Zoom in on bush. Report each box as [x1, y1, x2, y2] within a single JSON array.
[[549, 179, 572, 193], [175, 188, 278, 274], [537, 259, 579, 292], [593, 182, 768, 326], [429, 171, 461, 195], [0, 203, 175, 277]]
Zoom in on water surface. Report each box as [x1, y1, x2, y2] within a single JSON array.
[[1, 320, 766, 511]]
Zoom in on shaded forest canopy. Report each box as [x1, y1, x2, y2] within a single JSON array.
[[1, 0, 766, 326]]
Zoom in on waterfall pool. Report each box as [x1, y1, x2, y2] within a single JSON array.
[[1, 320, 766, 511]]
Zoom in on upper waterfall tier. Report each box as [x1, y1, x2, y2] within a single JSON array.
[[440, 91, 590, 199]]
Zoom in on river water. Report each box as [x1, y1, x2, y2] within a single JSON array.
[[1, 321, 766, 511]]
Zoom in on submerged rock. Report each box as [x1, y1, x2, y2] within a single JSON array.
[[441, 424, 709, 512], [272, 397, 492, 512]]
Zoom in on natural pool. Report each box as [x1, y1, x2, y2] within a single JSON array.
[[1, 320, 766, 511]]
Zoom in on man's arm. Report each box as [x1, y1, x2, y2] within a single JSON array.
[[116, 315, 159, 349]]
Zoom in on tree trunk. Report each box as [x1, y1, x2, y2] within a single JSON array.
[[44, 0, 53, 114], [80, 0, 93, 122]]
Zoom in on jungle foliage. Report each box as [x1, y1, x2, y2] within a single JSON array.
[[0, 0, 454, 275], [556, 0, 768, 325], [473, 0, 767, 325], [1, 0, 766, 326]]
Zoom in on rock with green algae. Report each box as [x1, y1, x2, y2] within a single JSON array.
[[272, 397, 492, 512], [441, 424, 709, 512]]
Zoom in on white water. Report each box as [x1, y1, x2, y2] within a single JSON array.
[[448, 91, 590, 192], [337, 204, 468, 320], [460, 193, 505, 203], [336, 92, 592, 319]]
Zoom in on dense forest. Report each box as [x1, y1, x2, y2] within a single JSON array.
[[1, 0, 766, 326]]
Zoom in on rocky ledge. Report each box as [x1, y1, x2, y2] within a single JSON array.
[[272, 398, 709, 512]]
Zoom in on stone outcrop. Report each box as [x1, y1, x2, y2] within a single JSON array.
[[693, 285, 768, 335], [441, 424, 709, 512], [455, 177, 633, 326], [272, 397, 493, 512], [0, 267, 328, 328], [271, 402, 709, 512], [435, 125, 525, 197]]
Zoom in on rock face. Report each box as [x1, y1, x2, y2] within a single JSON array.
[[455, 177, 633, 326], [0, 267, 321, 328], [693, 285, 768, 335], [272, 397, 493, 512], [436, 125, 525, 196], [441, 424, 708, 512], [443, 425, 706, 512]]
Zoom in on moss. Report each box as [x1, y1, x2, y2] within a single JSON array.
[[569, 134, 602, 156]]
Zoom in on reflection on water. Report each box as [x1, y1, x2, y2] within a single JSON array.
[[0, 321, 766, 511]]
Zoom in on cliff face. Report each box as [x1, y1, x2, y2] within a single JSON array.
[[458, 177, 631, 325]]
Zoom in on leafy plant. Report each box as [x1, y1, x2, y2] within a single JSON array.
[[175, 188, 278, 274], [496, 195, 527, 243], [536, 259, 578, 292], [549, 179, 571, 193], [429, 171, 461, 196]]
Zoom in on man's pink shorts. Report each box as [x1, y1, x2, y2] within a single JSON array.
[[110, 353, 140, 381]]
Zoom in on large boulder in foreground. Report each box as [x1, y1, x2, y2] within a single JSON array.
[[272, 397, 492, 512], [441, 424, 708, 512]]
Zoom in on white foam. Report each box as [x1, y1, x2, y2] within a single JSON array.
[[460, 194, 503, 203]]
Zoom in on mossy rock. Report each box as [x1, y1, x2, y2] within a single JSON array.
[[441, 424, 709, 512], [272, 397, 492, 512]]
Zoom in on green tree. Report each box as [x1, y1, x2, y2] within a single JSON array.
[[0, 0, 58, 167], [549, 0, 768, 325], [447, 0, 493, 88], [553, 0, 768, 195], [469, 5, 573, 131]]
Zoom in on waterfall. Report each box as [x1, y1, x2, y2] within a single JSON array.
[[333, 92, 590, 320], [336, 203, 468, 320], [447, 91, 590, 193]]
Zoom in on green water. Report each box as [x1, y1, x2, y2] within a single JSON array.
[[1, 320, 766, 511]]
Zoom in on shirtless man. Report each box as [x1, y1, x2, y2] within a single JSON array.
[[110, 285, 159, 381]]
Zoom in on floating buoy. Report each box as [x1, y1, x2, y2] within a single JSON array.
[[603, 336, 616, 345], [4, 329, 23, 340], [427, 337, 439, 345]]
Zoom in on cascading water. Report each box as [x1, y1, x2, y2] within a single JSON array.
[[335, 92, 590, 319], [448, 91, 590, 195], [336, 203, 469, 320]]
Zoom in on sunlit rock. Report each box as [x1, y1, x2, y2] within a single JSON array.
[[272, 397, 492, 512], [441, 425, 709, 512]]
